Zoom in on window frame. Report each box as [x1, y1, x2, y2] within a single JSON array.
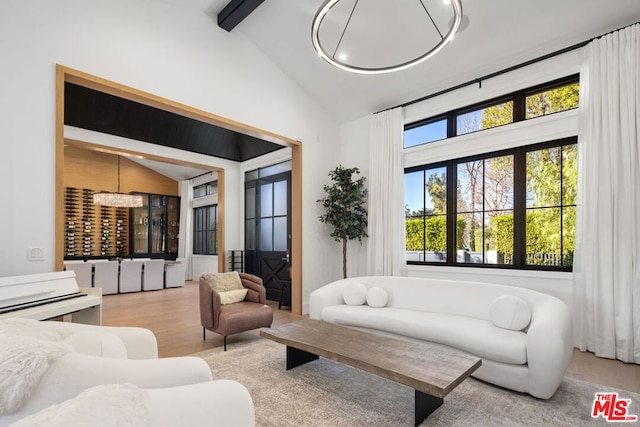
[[405, 136, 577, 272], [403, 74, 579, 149], [193, 204, 218, 255], [193, 180, 218, 198]]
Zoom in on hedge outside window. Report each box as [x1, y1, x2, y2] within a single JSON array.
[[404, 138, 577, 271]]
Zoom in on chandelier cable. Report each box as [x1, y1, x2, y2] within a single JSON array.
[[418, 0, 443, 40], [311, 0, 463, 74], [332, 0, 360, 59]]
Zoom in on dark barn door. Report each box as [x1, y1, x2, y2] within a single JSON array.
[[245, 170, 291, 308]]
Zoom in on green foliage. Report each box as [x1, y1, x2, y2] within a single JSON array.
[[318, 165, 368, 278], [491, 209, 576, 266], [493, 214, 514, 255], [406, 85, 579, 267], [405, 217, 466, 252], [480, 102, 514, 130], [526, 83, 579, 118], [426, 172, 447, 214], [318, 165, 368, 242]]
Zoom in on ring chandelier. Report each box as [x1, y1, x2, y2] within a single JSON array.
[[311, 0, 463, 75]]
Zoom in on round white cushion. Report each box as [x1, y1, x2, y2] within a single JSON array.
[[489, 295, 532, 331], [63, 331, 128, 359], [366, 287, 388, 308], [342, 282, 367, 306]]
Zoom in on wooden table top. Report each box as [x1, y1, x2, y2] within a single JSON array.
[[260, 319, 481, 398]]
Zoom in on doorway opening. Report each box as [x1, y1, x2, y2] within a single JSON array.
[[55, 65, 303, 314], [244, 162, 292, 309]]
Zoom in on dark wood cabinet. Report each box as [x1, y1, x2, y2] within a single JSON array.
[[130, 193, 180, 259]]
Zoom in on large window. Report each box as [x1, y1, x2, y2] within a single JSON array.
[[193, 205, 217, 255], [405, 138, 577, 270], [404, 75, 579, 148]]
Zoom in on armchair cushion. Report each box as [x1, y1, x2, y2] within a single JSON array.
[[219, 289, 248, 305], [202, 272, 244, 293]]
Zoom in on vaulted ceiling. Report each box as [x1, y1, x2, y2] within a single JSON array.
[[68, 0, 640, 180], [183, 0, 640, 122]]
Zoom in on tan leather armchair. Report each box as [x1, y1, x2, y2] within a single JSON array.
[[199, 272, 273, 351]]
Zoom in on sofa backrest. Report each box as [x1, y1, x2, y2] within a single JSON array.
[[336, 276, 557, 322]]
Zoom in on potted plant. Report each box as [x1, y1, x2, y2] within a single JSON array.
[[318, 165, 368, 278]]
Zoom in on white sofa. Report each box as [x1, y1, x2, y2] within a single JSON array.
[[0, 320, 254, 426], [309, 276, 573, 399]]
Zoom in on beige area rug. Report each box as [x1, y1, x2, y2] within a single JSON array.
[[194, 337, 640, 426]]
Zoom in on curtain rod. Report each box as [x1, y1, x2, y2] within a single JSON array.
[[378, 20, 639, 113], [189, 171, 215, 180]]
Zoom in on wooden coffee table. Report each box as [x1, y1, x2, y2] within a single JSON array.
[[260, 319, 481, 426]]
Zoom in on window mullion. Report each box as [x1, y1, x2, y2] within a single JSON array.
[[513, 149, 527, 266], [446, 162, 457, 265], [513, 90, 525, 122], [447, 111, 456, 138]]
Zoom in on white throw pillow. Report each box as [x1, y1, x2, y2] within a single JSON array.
[[366, 287, 388, 308], [219, 289, 249, 305], [342, 282, 367, 306], [489, 295, 532, 331], [63, 331, 128, 359]]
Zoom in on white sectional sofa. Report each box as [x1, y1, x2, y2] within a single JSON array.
[[0, 320, 255, 426], [309, 276, 573, 399]]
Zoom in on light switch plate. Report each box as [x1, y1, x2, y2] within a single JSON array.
[[27, 247, 45, 261]]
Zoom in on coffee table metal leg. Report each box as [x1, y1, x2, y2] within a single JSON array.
[[286, 346, 319, 370], [415, 389, 443, 426]]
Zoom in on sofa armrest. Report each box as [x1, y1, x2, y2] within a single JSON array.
[[309, 280, 348, 320], [239, 273, 266, 304], [525, 296, 574, 399], [199, 279, 222, 330], [6, 352, 214, 424], [47, 322, 159, 359], [147, 380, 255, 427]]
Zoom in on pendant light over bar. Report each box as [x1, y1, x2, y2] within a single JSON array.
[[311, 0, 463, 74], [93, 155, 143, 208]]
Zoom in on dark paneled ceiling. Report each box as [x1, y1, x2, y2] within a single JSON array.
[[64, 82, 285, 162]]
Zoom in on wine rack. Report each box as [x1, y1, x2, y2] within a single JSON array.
[[115, 208, 128, 257], [81, 189, 94, 256], [64, 187, 129, 258], [65, 187, 79, 257]]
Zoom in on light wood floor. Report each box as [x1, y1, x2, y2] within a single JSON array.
[[102, 281, 640, 393]]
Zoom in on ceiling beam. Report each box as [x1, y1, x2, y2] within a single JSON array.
[[218, 0, 265, 32]]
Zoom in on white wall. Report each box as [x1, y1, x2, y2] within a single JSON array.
[[0, 0, 341, 307], [339, 49, 582, 308], [339, 115, 371, 279]]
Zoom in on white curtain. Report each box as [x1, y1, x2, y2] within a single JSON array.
[[573, 23, 640, 363], [367, 107, 406, 276], [178, 179, 193, 280]]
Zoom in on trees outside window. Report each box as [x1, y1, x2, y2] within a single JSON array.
[[404, 76, 579, 271], [405, 139, 576, 270], [404, 76, 579, 148]]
